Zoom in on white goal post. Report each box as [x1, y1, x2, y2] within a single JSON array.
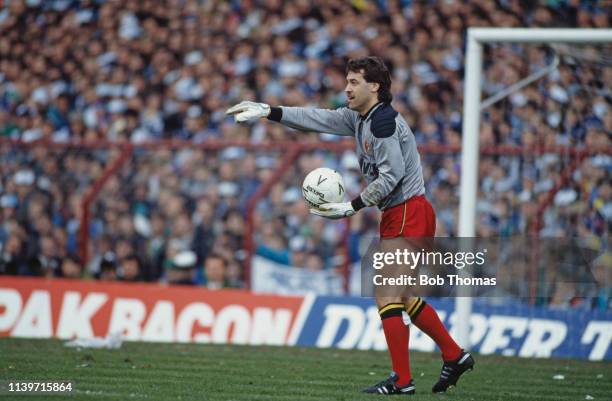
[[456, 28, 612, 349]]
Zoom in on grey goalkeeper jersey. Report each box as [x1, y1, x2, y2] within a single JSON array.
[[277, 102, 425, 210]]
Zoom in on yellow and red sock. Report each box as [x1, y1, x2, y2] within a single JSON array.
[[407, 297, 462, 361], [379, 303, 412, 387]]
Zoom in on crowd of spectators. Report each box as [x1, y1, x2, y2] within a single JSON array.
[[0, 0, 610, 304]]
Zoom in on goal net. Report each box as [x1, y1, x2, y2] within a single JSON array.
[[455, 28, 612, 347]]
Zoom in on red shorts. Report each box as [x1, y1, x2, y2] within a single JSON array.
[[380, 195, 436, 239]]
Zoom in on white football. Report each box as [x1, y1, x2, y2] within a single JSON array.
[[302, 167, 345, 209]]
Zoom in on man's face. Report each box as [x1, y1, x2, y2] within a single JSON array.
[[61, 259, 81, 278], [345, 70, 378, 112], [122, 259, 140, 280], [206, 258, 226, 282]]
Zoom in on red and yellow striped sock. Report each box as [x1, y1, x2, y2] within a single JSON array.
[[379, 303, 412, 387], [407, 298, 462, 361]]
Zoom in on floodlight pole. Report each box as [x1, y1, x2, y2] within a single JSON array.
[[456, 28, 612, 350]]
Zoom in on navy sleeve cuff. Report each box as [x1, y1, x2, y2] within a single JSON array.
[[267, 106, 282, 122], [351, 195, 366, 211]]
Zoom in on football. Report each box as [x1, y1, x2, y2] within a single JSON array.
[[302, 167, 345, 209]]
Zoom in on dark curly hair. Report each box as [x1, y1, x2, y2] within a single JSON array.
[[346, 57, 392, 103]]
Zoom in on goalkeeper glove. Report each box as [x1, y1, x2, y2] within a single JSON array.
[[226, 101, 271, 123], [310, 202, 356, 220]]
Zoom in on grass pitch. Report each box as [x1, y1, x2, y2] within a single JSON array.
[[0, 338, 610, 400]]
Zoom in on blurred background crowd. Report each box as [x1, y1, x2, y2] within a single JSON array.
[[0, 0, 610, 306]]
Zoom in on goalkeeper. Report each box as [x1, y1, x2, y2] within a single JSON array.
[[227, 56, 473, 395]]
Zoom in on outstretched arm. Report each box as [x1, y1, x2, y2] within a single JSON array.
[[226, 101, 358, 136], [272, 106, 357, 136]]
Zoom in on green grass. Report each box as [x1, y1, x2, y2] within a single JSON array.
[[0, 338, 610, 400]]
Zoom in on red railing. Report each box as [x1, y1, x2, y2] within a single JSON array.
[[243, 146, 302, 287], [5, 138, 611, 155], [80, 144, 134, 266]]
